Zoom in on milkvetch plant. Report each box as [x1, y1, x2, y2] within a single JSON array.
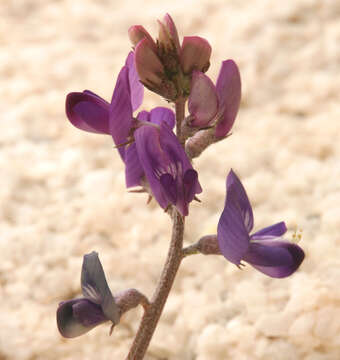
[[57, 14, 305, 359]]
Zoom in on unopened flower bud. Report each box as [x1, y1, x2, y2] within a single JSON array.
[[197, 235, 221, 255], [158, 13, 181, 55], [135, 38, 165, 87], [188, 70, 218, 127], [180, 36, 212, 74], [128, 25, 156, 50]]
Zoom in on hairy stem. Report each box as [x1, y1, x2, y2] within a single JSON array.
[[126, 100, 186, 360], [126, 210, 184, 360], [175, 97, 186, 147]]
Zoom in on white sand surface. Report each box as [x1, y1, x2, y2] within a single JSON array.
[[1, 0, 340, 359]]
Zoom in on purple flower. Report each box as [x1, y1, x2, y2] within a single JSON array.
[[66, 52, 143, 138], [134, 121, 202, 216], [57, 252, 119, 338], [217, 170, 304, 278], [188, 60, 241, 137], [65, 51, 199, 216], [124, 107, 175, 188]]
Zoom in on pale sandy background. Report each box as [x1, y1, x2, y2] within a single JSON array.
[[1, 0, 340, 359]]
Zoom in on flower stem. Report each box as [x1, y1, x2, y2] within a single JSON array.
[[175, 97, 186, 147], [125, 209, 184, 360]]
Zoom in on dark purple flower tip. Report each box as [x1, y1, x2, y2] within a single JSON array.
[[243, 240, 305, 278], [57, 252, 119, 338], [217, 170, 305, 277], [188, 71, 219, 128], [57, 298, 108, 338], [180, 36, 212, 74], [66, 91, 110, 134], [134, 122, 202, 216], [215, 60, 241, 138]]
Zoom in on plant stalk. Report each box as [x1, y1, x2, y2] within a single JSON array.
[[126, 210, 184, 360], [126, 99, 186, 360]]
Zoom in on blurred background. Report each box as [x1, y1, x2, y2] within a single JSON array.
[[1, 0, 340, 359]]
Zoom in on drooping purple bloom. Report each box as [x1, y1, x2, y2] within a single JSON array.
[[217, 170, 304, 278], [134, 121, 202, 216], [188, 60, 241, 137], [57, 252, 119, 338]]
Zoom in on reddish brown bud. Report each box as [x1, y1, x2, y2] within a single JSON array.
[[128, 25, 156, 50], [180, 36, 212, 74], [134, 38, 165, 87]]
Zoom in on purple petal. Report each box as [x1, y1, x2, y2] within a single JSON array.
[[157, 123, 202, 215], [81, 252, 119, 324], [215, 60, 241, 137], [109, 66, 133, 161], [134, 124, 169, 210], [160, 173, 177, 204], [137, 110, 150, 123], [149, 107, 175, 129], [157, 122, 193, 171], [125, 52, 144, 111], [251, 222, 287, 240], [175, 169, 201, 216], [134, 122, 201, 215], [125, 143, 144, 187], [188, 71, 218, 127], [217, 192, 250, 265], [243, 240, 305, 278], [226, 169, 254, 233], [66, 91, 110, 134], [183, 169, 200, 203], [57, 298, 107, 338]]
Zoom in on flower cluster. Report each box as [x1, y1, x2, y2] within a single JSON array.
[[58, 13, 305, 342], [66, 51, 201, 216]]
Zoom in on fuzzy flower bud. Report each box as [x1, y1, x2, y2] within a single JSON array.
[[180, 36, 212, 74], [157, 13, 181, 56], [134, 38, 165, 87], [128, 25, 157, 51]]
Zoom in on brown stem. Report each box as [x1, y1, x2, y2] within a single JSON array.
[[126, 209, 184, 360], [175, 98, 186, 146]]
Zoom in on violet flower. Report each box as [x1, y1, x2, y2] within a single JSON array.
[[134, 121, 202, 216], [57, 252, 119, 338], [65, 52, 176, 193], [188, 60, 241, 137], [66, 52, 143, 138], [217, 170, 304, 278]]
